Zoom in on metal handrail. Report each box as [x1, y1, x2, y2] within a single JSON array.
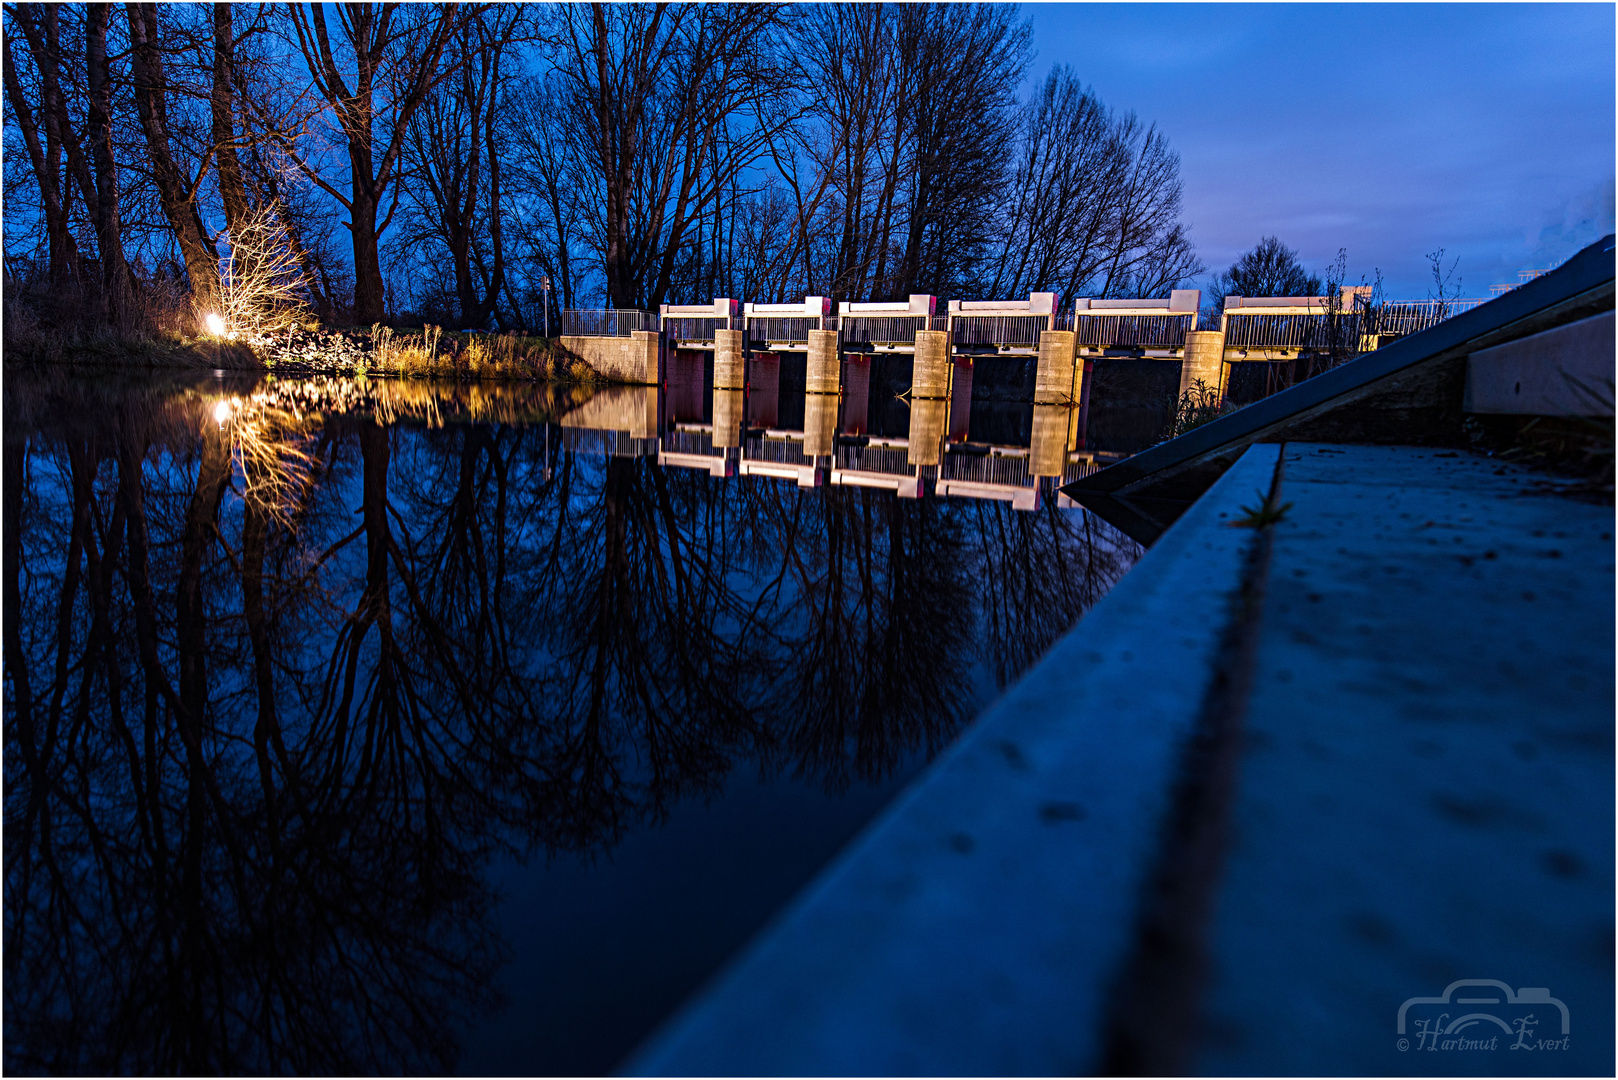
[[1073, 314, 1194, 348], [745, 436, 813, 465], [745, 317, 821, 345], [1224, 312, 1365, 350], [834, 443, 914, 475], [665, 317, 726, 342], [940, 451, 1036, 487], [840, 315, 932, 345], [559, 309, 659, 337], [662, 428, 724, 457], [1367, 299, 1487, 337], [948, 315, 1050, 346]]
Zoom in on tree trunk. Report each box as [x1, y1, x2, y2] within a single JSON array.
[[85, 3, 135, 329], [128, 4, 220, 324], [2, 20, 73, 284], [211, 4, 251, 235]]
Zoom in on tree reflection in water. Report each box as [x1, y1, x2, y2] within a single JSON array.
[[3, 377, 1139, 1074]]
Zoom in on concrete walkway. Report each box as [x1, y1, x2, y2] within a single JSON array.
[[1197, 443, 1613, 1076]]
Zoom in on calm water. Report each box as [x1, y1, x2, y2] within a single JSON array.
[[3, 370, 1139, 1074]]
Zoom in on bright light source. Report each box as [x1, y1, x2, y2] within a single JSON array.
[[205, 313, 226, 336], [213, 400, 232, 425]]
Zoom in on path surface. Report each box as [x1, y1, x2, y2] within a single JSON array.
[[626, 442, 1614, 1076], [1198, 443, 1613, 1075]]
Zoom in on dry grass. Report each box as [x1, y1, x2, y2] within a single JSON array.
[[365, 324, 598, 384]]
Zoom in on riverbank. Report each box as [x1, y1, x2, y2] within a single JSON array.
[[1, 319, 609, 385]]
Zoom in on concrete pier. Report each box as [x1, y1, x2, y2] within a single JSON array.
[[1034, 330, 1079, 404], [806, 329, 842, 394], [804, 391, 838, 459], [912, 331, 951, 400], [712, 388, 744, 448], [714, 329, 745, 390], [1029, 403, 1071, 478], [1177, 328, 1227, 400], [907, 398, 946, 465]]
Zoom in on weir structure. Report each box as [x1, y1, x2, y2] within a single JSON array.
[[554, 280, 1517, 505], [620, 233, 1616, 1079]]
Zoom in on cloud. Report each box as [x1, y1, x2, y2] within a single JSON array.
[[1531, 177, 1616, 270]]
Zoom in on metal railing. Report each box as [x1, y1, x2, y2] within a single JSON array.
[[948, 315, 1050, 346], [834, 443, 914, 475], [1073, 314, 1194, 348], [1225, 298, 1490, 350], [745, 317, 821, 345], [558, 427, 658, 458], [560, 309, 660, 337], [1224, 312, 1366, 350], [664, 317, 727, 342], [840, 315, 933, 345], [1367, 299, 1487, 338], [745, 436, 813, 465], [663, 428, 724, 457], [1062, 458, 1101, 485], [941, 451, 1035, 487]]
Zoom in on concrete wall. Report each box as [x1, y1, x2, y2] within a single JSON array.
[[558, 386, 660, 439], [558, 331, 662, 385]]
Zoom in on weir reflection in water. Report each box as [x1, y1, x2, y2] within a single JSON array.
[[3, 373, 1139, 1075]]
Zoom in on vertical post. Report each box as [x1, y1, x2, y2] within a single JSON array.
[[1035, 330, 1078, 404], [1030, 403, 1070, 478], [913, 330, 951, 400], [804, 390, 838, 459], [1178, 329, 1228, 402], [714, 328, 745, 390], [806, 329, 841, 394], [907, 398, 947, 466], [713, 388, 744, 449], [948, 359, 974, 442]]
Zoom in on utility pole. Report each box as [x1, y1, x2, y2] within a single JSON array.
[[542, 275, 551, 338]]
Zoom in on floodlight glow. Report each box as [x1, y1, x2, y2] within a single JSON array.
[[213, 400, 232, 424], [205, 313, 226, 336]]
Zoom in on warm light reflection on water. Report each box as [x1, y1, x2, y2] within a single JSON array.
[[4, 372, 1139, 1074]]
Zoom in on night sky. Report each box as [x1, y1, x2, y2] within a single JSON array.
[[1025, 3, 1616, 299]]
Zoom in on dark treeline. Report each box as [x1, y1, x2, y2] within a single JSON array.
[[2, 2, 1204, 334], [2, 379, 1137, 1070]]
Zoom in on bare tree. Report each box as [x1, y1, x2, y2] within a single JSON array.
[[394, 7, 528, 327], [3, 4, 81, 284], [546, 2, 800, 309], [282, 3, 469, 324], [989, 66, 1203, 303], [1205, 235, 1321, 314], [126, 3, 218, 324]]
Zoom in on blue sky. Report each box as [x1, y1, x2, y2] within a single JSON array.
[[1023, 3, 1616, 299]]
